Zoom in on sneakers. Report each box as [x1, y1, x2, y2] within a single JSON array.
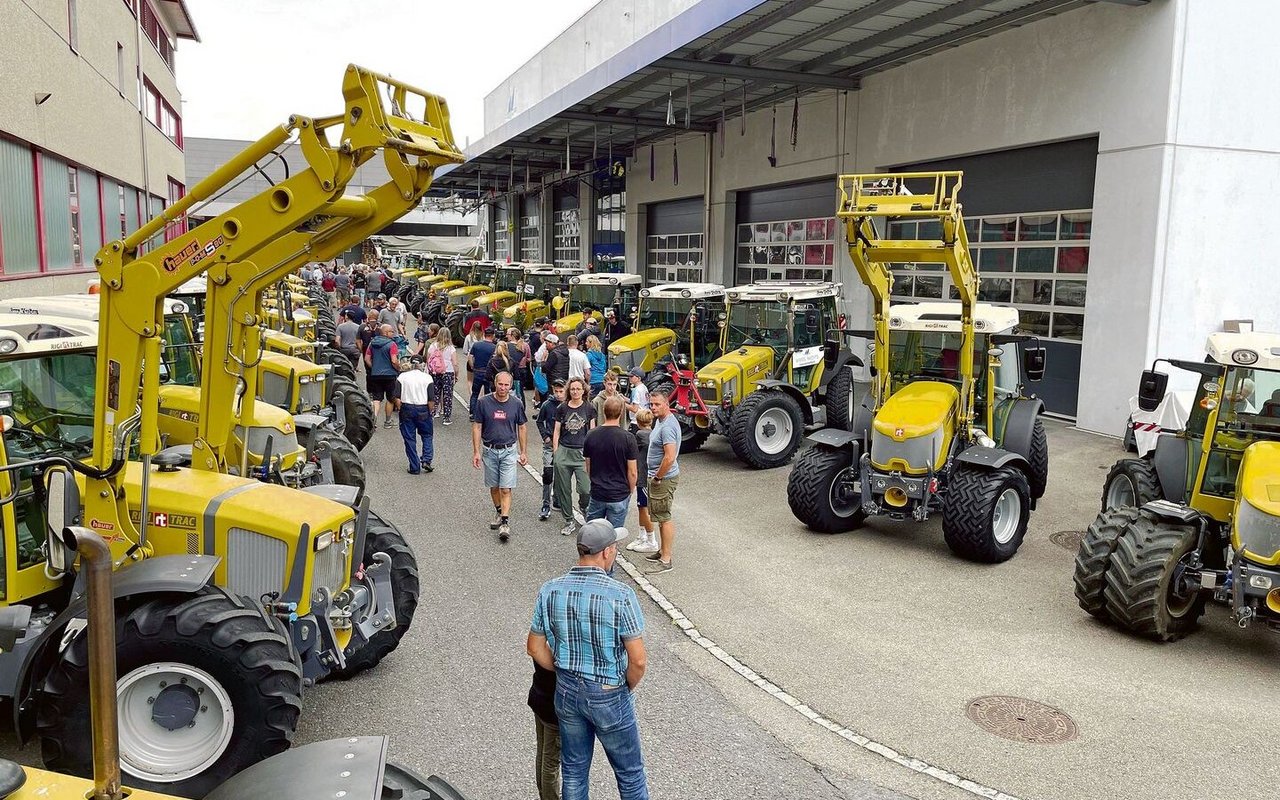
[[646, 558, 673, 575], [539, 504, 551, 521], [383, 419, 395, 429], [443, 418, 452, 426], [630, 535, 660, 554], [498, 521, 511, 542], [406, 468, 420, 475], [490, 510, 503, 530], [423, 463, 434, 473], [559, 522, 576, 536]]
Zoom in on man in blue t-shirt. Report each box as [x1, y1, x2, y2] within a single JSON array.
[[467, 327, 497, 421], [642, 389, 681, 575]]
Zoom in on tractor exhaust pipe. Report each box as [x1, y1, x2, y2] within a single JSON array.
[[61, 526, 123, 800]]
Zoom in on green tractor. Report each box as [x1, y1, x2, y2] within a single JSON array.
[[786, 172, 1050, 563], [1076, 331, 1280, 639]]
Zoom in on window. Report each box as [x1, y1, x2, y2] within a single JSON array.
[[889, 210, 1092, 343], [553, 209, 579, 269], [594, 189, 625, 246], [735, 217, 836, 285], [493, 204, 510, 262], [140, 0, 174, 70], [67, 0, 78, 52], [165, 178, 185, 241], [645, 233, 704, 284], [116, 43, 126, 95], [519, 214, 539, 261], [144, 80, 182, 147], [68, 166, 82, 266]]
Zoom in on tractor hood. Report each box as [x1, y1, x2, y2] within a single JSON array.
[[475, 290, 518, 308], [556, 309, 600, 335], [873, 381, 958, 440], [609, 328, 675, 356], [447, 285, 491, 300], [1234, 442, 1280, 564], [697, 346, 773, 388]]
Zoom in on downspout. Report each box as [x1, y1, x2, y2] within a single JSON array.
[[134, 5, 152, 232]]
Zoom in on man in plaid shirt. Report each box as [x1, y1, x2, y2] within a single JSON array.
[[527, 519, 649, 799]]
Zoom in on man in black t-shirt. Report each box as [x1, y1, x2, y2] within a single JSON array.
[[583, 395, 638, 530]]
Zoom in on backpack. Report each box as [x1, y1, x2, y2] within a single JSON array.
[[427, 344, 446, 374]]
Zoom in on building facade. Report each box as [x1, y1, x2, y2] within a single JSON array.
[[0, 0, 197, 297], [437, 0, 1278, 435]]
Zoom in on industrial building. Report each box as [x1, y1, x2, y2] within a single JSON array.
[[0, 0, 196, 297], [430, 0, 1278, 435]]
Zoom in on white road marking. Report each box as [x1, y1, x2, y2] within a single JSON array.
[[454, 389, 1020, 800]]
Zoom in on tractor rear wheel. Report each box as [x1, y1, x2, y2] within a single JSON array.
[[1101, 458, 1161, 512], [941, 465, 1030, 563], [1073, 506, 1143, 620], [787, 446, 866, 533], [1103, 513, 1204, 641], [327, 512, 420, 680], [823, 364, 856, 432], [330, 378, 374, 451], [729, 391, 804, 469], [310, 428, 366, 494], [37, 587, 301, 799], [444, 310, 466, 346]]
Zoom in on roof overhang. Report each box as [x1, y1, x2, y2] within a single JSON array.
[[157, 0, 200, 41]]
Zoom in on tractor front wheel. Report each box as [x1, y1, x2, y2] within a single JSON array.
[[729, 391, 804, 469], [1073, 506, 1143, 620], [941, 465, 1031, 563], [786, 446, 866, 533], [1101, 458, 1161, 512], [37, 587, 302, 799], [444, 310, 466, 346], [823, 364, 857, 432], [1103, 513, 1204, 641], [327, 512, 421, 680], [310, 428, 366, 495], [329, 377, 375, 451]]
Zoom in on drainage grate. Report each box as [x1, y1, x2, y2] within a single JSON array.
[[965, 696, 1078, 744], [1049, 530, 1084, 552]]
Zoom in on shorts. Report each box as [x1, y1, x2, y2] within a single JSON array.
[[636, 485, 648, 508], [646, 474, 679, 523], [366, 375, 396, 402], [482, 445, 519, 489]]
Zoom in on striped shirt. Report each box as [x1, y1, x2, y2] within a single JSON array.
[[530, 566, 644, 686]]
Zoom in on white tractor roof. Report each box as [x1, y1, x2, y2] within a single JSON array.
[[174, 276, 207, 295], [1, 295, 190, 322], [887, 302, 1019, 335], [527, 265, 583, 276], [641, 282, 724, 300], [726, 280, 841, 303], [570, 273, 642, 286], [0, 312, 97, 355], [1206, 331, 1280, 371]]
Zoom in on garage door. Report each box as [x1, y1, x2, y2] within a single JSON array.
[[494, 199, 511, 262], [735, 180, 839, 287], [519, 194, 540, 261], [553, 187, 580, 269], [646, 197, 704, 284], [891, 137, 1098, 418]]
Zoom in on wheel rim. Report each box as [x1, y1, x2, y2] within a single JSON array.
[[754, 407, 794, 455], [1105, 475, 1135, 509], [1166, 555, 1198, 617], [117, 663, 235, 783], [991, 488, 1022, 545], [828, 468, 862, 518]]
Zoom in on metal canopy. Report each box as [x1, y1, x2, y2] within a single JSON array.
[[430, 0, 1147, 200]]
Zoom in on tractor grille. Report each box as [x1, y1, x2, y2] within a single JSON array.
[[299, 379, 325, 412], [227, 528, 287, 599], [236, 426, 300, 462], [699, 383, 720, 404], [312, 535, 350, 597], [870, 427, 945, 474], [260, 372, 290, 407]]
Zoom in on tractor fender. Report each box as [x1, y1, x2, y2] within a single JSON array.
[[8, 554, 219, 742], [754, 380, 816, 425], [998, 397, 1044, 460], [953, 445, 1029, 473], [806, 428, 862, 459], [1151, 434, 1191, 504]]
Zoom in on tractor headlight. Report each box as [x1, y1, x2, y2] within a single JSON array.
[[1249, 574, 1273, 590], [339, 519, 356, 543], [0, 339, 17, 354], [640, 289, 651, 298], [314, 530, 335, 551], [722, 377, 738, 401], [298, 374, 312, 384]]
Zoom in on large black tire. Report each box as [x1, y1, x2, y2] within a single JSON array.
[[1073, 506, 1143, 620], [443, 310, 466, 347], [728, 391, 805, 470], [1103, 513, 1204, 641], [941, 465, 1031, 563], [786, 446, 866, 533], [310, 428, 366, 494], [1101, 458, 1161, 512], [330, 378, 374, 451], [1027, 419, 1050, 500], [823, 364, 856, 432], [37, 587, 301, 799], [327, 512, 420, 680], [678, 421, 709, 454]]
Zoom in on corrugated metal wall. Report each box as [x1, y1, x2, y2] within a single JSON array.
[[100, 176, 120, 240], [40, 152, 73, 271], [0, 138, 38, 275], [80, 171, 103, 264]]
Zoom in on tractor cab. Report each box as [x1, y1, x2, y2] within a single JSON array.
[[607, 282, 724, 376], [558, 273, 643, 335], [503, 265, 580, 331]]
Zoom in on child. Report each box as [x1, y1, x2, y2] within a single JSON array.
[[537, 380, 566, 521], [627, 408, 659, 553], [527, 660, 559, 800]]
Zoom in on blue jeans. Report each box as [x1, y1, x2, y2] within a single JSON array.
[[555, 670, 647, 800], [399, 403, 433, 471], [586, 497, 629, 529]]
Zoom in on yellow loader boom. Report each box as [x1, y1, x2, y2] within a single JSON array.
[[837, 172, 979, 428]]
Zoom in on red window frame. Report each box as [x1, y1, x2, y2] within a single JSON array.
[[143, 78, 183, 148], [139, 0, 173, 70], [165, 178, 186, 241]]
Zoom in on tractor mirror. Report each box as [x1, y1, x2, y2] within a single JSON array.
[[1023, 346, 1047, 382], [44, 468, 80, 574], [823, 339, 840, 368], [1137, 369, 1168, 412]]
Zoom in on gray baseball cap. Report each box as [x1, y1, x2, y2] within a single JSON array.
[[576, 519, 627, 555]]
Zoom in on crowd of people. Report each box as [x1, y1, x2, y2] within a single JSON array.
[[307, 259, 682, 799]]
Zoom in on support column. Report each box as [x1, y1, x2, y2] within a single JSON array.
[[627, 205, 647, 279], [707, 189, 736, 287]]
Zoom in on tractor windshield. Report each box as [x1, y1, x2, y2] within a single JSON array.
[[638, 298, 694, 331], [725, 300, 790, 353], [162, 314, 202, 387], [525, 273, 567, 300], [472, 263, 497, 286], [0, 351, 97, 461], [573, 283, 634, 311], [495, 268, 524, 293], [1201, 367, 1280, 497]]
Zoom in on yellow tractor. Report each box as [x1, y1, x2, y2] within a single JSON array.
[[607, 282, 726, 378], [786, 172, 1050, 563], [443, 261, 527, 341], [555, 272, 644, 335], [1075, 332, 1280, 639], [0, 64, 461, 795], [502, 264, 579, 331]]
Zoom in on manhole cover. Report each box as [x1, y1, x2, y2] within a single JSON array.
[[1049, 530, 1084, 552], [965, 696, 1078, 744]]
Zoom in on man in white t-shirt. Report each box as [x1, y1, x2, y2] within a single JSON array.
[[395, 356, 436, 474], [566, 334, 591, 383], [626, 367, 650, 418]]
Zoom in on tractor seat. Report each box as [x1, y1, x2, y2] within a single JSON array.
[[938, 348, 960, 380], [0, 759, 25, 798], [1261, 390, 1280, 419]]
